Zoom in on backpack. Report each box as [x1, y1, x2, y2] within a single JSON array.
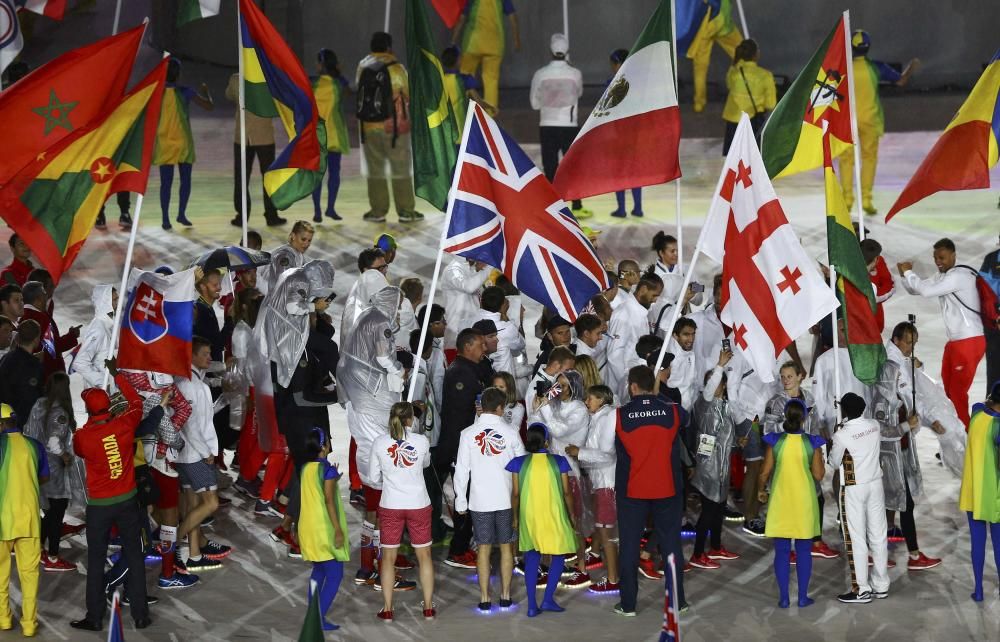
[[356, 60, 398, 126], [954, 265, 1000, 330]]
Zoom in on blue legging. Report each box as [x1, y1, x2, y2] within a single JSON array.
[[309, 559, 343, 630], [774, 538, 813, 606], [159, 163, 192, 224], [523, 550, 564, 613], [967, 512, 1000, 600], [615, 188, 642, 213], [312, 151, 342, 217]]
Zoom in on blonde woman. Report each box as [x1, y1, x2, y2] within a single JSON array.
[[573, 354, 602, 390]]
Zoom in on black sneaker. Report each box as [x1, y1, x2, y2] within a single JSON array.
[[837, 590, 872, 604], [374, 576, 417, 592], [264, 212, 287, 226], [723, 505, 744, 522], [185, 556, 223, 572], [201, 540, 232, 561], [872, 590, 889, 600], [95, 213, 107, 230], [349, 488, 365, 508], [119, 213, 133, 230], [742, 518, 766, 537]]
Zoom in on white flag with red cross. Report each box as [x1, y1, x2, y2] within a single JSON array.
[[697, 114, 838, 382]]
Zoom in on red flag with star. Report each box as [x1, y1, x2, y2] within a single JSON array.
[[699, 114, 838, 382], [0, 59, 167, 283], [0, 23, 144, 188]]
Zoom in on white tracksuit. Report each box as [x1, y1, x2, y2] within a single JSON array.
[[830, 417, 890, 596]]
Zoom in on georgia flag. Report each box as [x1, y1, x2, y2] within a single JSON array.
[[696, 114, 839, 382]]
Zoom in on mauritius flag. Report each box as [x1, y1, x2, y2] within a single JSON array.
[[761, 14, 853, 179], [0, 23, 144, 188], [886, 50, 1000, 221], [552, 0, 681, 200], [117, 267, 196, 377], [0, 59, 166, 284], [823, 132, 884, 385], [406, 0, 459, 211], [239, 0, 325, 210]]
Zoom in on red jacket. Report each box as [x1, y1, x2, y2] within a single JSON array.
[[19, 304, 78, 381], [869, 255, 894, 332], [0, 258, 33, 287]]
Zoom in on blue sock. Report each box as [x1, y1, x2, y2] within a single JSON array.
[[159, 165, 174, 225], [774, 538, 791, 606], [319, 560, 343, 629], [327, 152, 342, 214], [631, 188, 642, 212], [542, 555, 565, 610], [969, 512, 986, 598], [524, 550, 541, 613], [614, 191, 625, 211], [177, 163, 192, 220], [794, 539, 813, 605]]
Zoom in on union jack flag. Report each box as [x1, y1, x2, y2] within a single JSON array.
[[659, 553, 681, 642], [444, 103, 609, 322]]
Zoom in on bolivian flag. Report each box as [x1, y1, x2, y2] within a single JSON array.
[[762, 15, 853, 179], [406, 0, 458, 211], [886, 50, 1000, 221], [0, 60, 167, 284], [823, 132, 884, 385], [239, 0, 325, 210]]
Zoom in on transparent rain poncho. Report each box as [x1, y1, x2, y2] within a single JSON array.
[[337, 285, 403, 417], [872, 361, 923, 511], [691, 395, 737, 504]]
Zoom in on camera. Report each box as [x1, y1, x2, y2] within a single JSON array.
[[690, 282, 705, 293], [535, 379, 553, 398], [722, 338, 731, 352]]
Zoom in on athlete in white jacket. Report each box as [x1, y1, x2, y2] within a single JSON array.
[[440, 257, 491, 349], [829, 393, 889, 604]]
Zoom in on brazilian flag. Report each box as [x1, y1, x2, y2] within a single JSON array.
[[0, 60, 167, 284], [406, 0, 459, 211]]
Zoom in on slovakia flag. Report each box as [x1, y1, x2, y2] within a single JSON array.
[[117, 267, 196, 377]]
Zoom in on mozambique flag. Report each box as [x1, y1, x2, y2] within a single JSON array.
[[762, 15, 853, 179], [0, 60, 167, 284], [239, 0, 325, 210], [886, 49, 1000, 221], [823, 133, 884, 384], [406, 0, 459, 211], [0, 23, 144, 187], [177, 0, 219, 26]]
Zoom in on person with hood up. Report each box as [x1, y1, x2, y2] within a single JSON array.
[[260, 221, 315, 295], [72, 284, 118, 389]]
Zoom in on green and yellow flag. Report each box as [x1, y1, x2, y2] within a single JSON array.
[[823, 133, 884, 384], [178, 0, 220, 26], [0, 60, 167, 284], [762, 15, 854, 179], [406, 0, 459, 211]]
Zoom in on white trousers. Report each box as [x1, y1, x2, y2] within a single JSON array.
[[346, 401, 389, 488], [841, 480, 891, 594]]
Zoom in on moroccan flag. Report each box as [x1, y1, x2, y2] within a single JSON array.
[[239, 0, 325, 210], [177, 0, 219, 26], [698, 114, 838, 383], [406, 0, 459, 211], [0, 23, 144, 187], [552, 0, 681, 200], [297, 581, 324, 642], [761, 14, 853, 179], [431, 0, 465, 28], [0, 60, 167, 284], [823, 132, 885, 384], [15, 0, 65, 20], [886, 50, 1000, 221]]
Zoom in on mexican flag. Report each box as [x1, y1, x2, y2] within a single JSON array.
[[552, 0, 680, 200], [823, 132, 884, 385], [178, 0, 220, 26], [0, 60, 166, 284], [761, 14, 853, 179], [406, 0, 459, 211]]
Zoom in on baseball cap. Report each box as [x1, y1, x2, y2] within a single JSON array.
[[375, 233, 397, 252], [0, 403, 14, 421], [550, 33, 569, 56], [851, 30, 870, 55], [472, 319, 499, 336], [546, 315, 571, 332]]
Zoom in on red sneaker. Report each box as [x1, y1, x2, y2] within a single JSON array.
[[588, 578, 620, 594], [60, 522, 86, 539], [789, 552, 797, 565], [688, 554, 721, 570], [444, 550, 477, 569], [707, 547, 740, 561], [422, 602, 436, 620], [269, 526, 288, 543], [377, 608, 393, 622], [394, 553, 415, 570], [908, 553, 941, 570], [559, 570, 592, 589], [41, 555, 76, 572], [585, 551, 603, 570], [867, 556, 897, 568], [638, 557, 663, 580], [811, 541, 840, 559]]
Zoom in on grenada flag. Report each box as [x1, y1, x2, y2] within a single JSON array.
[[0, 60, 166, 283], [761, 14, 853, 179], [885, 50, 1000, 221]]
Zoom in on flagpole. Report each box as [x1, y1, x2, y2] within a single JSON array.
[[670, 0, 683, 271], [562, 0, 569, 44], [237, 2, 249, 246], [384, 0, 391, 32], [102, 194, 145, 390], [735, 0, 749, 38], [829, 263, 843, 424], [841, 10, 865, 240], [408, 102, 480, 403], [112, 0, 123, 35]]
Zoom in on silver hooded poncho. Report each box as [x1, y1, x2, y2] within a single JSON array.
[[337, 285, 402, 417], [872, 360, 923, 511]]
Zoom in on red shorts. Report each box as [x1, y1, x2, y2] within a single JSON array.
[[377, 505, 432, 548], [593, 488, 617, 528], [363, 484, 382, 510], [152, 468, 180, 510]]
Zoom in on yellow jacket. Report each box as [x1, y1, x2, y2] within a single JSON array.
[[723, 61, 776, 123]]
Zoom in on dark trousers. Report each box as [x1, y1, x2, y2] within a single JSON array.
[[436, 458, 473, 556], [986, 329, 1000, 397], [425, 451, 448, 542], [900, 483, 919, 553], [539, 126, 582, 210], [694, 495, 723, 556], [41, 497, 68, 557], [98, 192, 131, 217], [618, 494, 685, 612], [84, 499, 148, 623], [233, 143, 278, 217]]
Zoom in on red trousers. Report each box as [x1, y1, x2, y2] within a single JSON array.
[[348, 437, 362, 490], [238, 391, 266, 483], [942, 335, 986, 427]]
